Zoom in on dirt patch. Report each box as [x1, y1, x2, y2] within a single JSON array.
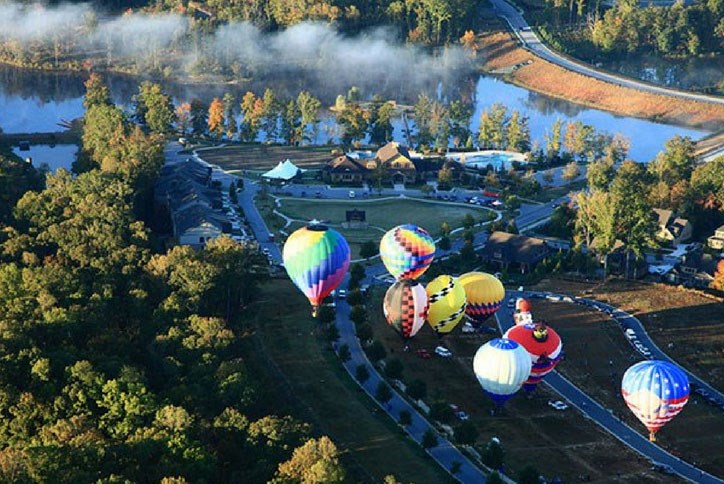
[[365, 286, 664, 483], [532, 278, 724, 392], [198, 145, 336, 171], [476, 31, 724, 131], [530, 298, 724, 477]]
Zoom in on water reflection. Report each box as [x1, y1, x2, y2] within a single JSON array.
[[0, 63, 709, 162], [11, 144, 78, 173]]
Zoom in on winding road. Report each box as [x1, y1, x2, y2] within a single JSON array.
[[490, 0, 724, 106]]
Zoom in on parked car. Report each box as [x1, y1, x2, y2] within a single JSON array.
[[435, 346, 453, 358], [462, 322, 476, 334], [337, 289, 347, 299], [315, 191, 323, 198], [349, 190, 356, 198], [416, 348, 432, 359], [548, 400, 568, 411], [624, 329, 637, 340]]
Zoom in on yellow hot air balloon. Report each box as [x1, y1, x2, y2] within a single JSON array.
[[458, 272, 505, 327], [425, 275, 466, 335]]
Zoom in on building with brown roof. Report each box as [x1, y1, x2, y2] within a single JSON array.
[[653, 208, 692, 247], [322, 154, 370, 184], [482, 231, 551, 273]]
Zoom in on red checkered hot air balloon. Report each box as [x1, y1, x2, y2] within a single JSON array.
[[383, 280, 429, 341]]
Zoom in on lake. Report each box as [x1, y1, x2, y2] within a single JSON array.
[[11, 144, 78, 173], [0, 64, 709, 163]]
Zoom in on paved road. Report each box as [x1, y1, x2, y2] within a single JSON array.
[[335, 296, 491, 483], [570, 296, 724, 411], [490, 0, 724, 106], [499, 290, 724, 483]]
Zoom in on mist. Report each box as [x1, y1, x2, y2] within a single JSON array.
[[0, 2, 472, 100]]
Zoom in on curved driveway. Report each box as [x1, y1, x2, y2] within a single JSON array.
[[499, 290, 724, 483], [490, 0, 724, 106]]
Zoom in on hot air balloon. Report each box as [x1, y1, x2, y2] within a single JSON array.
[[458, 272, 505, 328], [514, 298, 533, 326], [379, 224, 435, 280], [504, 322, 563, 392], [621, 360, 689, 441], [425, 275, 467, 335], [383, 280, 429, 341], [282, 225, 350, 317], [473, 338, 532, 407]]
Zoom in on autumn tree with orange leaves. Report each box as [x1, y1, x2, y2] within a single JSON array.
[[712, 260, 724, 292], [208, 97, 225, 139]]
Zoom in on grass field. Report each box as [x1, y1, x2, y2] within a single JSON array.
[[528, 294, 724, 478], [276, 198, 491, 259], [476, 31, 724, 131], [243, 280, 453, 484], [197, 145, 336, 171], [365, 287, 665, 483], [278, 198, 489, 233]]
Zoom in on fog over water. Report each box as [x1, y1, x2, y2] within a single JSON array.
[[0, 2, 710, 162]]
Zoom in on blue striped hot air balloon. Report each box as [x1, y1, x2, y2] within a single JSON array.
[[621, 360, 689, 441]]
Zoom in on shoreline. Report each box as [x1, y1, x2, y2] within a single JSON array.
[[476, 31, 724, 133]]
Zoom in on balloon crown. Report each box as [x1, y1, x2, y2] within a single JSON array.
[[532, 323, 549, 342]]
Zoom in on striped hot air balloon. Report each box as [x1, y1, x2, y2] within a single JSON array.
[[379, 224, 435, 280], [282, 225, 350, 317], [425, 275, 467, 335], [383, 280, 429, 341], [621, 360, 690, 441], [458, 272, 505, 328], [473, 338, 532, 407], [504, 322, 563, 392]]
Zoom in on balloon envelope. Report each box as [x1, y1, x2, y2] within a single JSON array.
[[383, 280, 429, 340], [379, 224, 435, 280], [504, 322, 563, 392], [458, 272, 505, 327], [425, 275, 467, 335], [621, 360, 689, 441], [282, 225, 350, 316], [473, 338, 532, 406]]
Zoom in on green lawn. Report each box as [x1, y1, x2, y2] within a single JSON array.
[[276, 198, 491, 260], [279, 198, 490, 234]]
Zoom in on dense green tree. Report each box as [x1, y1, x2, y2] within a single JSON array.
[[454, 421, 478, 445], [134, 82, 175, 134]]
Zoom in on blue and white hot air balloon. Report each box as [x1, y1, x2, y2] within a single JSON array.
[[473, 338, 532, 407], [621, 360, 689, 441]]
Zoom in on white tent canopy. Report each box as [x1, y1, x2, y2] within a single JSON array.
[[262, 159, 303, 181]]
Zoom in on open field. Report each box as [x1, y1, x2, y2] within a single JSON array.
[[243, 280, 452, 484], [477, 31, 724, 131], [533, 278, 724, 392], [528, 295, 724, 478], [275, 198, 491, 259], [197, 145, 335, 171], [278, 198, 489, 233], [365, 287, 667, 483]]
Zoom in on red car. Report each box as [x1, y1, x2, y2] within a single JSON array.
[[416, 349, 432, 359]]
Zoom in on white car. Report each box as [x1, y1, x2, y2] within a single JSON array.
[[435, 346, 453, 358], [625, 329, 636, 340], [461, 322, 476, 334], [548, 400, 568, 411], [348, 190, 356, 198], [337, 289, 347, 299]]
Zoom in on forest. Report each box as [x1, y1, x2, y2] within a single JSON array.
[[0, 75, 346, 482]]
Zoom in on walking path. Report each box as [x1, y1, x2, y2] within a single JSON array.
[[489, 0, 724, 106]]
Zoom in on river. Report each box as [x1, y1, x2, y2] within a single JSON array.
[[0, 64, 708, 168]]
